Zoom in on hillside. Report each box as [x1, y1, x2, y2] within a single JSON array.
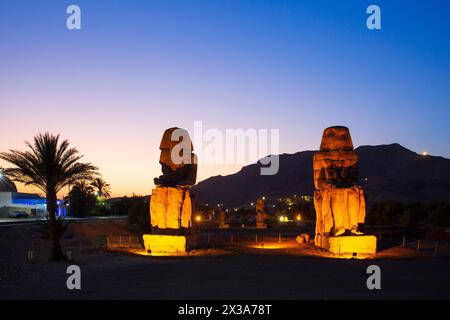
[[191, 144, 450, 207]]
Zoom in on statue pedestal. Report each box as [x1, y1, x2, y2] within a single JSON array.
[[317, 235, 377, 259], [219, 224, 229, 229], [256, 222, 267, 229], [143, 234, 197, 254]]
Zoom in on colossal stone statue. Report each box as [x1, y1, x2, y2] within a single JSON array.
[[154, 127, 197, 187], [144, 127, 198, 254], [218, 209, 229, 229], [313, 126, 376, 257], [256, 197, 267, 229]]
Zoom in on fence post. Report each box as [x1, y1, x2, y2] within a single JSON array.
[[255, 234, 258, 243], [434, 242, 439, 256], [416, 239, 421, 251], [402, 235, 406, 247], [119, 235, 122, 247], [278, 233, 281, 243], [27, 250, 34, 264]]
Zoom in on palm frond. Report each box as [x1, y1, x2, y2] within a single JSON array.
[[0, 132, 99, 194]]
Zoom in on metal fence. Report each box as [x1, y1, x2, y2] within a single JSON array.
[[106, 234, 143, 250]]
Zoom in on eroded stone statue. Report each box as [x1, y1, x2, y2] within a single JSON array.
[[154, 127, 197, 187], [143, 127, 199, 254], [218, 209, 229, 229], [256, 197, 267, 229], [150, 127, 197, 235], [314, 126, 366, 243]]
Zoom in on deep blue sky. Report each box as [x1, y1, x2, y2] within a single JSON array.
[[0, 0, 449, 195]]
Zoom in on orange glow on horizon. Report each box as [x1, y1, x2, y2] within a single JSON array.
[[1, 162, 244, 199]]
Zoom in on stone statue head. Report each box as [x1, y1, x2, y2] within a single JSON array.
[[159, 127, 194, 171], [320, 126, 354, 151]]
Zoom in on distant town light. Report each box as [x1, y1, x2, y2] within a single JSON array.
[[421, 151, 428, 156], [296, 215, 302, 221], [195, 215, 202, 222]]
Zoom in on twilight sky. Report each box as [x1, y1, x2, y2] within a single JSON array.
[[1, 0, 449, 197]]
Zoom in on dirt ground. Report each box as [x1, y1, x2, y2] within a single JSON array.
[[1, 221, 449, 300]]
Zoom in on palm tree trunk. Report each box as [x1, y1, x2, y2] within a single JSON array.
[[47, 193, 63, 261]]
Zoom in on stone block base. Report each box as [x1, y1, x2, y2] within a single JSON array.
[[256, 223, 267, 229], [219, 224, 230, 229], [143, 234, 197, 254], [316, 235, 377, 258], [296, 233, 311, 244]]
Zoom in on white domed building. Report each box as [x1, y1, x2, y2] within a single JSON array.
[[0, 174, 50, 218], [0, 175, 17, 193]]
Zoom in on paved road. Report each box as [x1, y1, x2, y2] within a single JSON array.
[[1, 253, 449, 299]]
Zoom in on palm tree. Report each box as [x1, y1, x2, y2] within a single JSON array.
[[73, 180, 95, 195], [0, 133, 98, 260], [69, 180, 96, 217], [90, 177, 111, 198]]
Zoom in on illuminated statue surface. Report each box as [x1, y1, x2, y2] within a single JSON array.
[[144, 127, 197, 253], [313, 126, 376, 257], [255, 197, 267, 229], [150, 127, 197, 234], [154, 127, 197, 187], [218, 209, 229, 229]]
